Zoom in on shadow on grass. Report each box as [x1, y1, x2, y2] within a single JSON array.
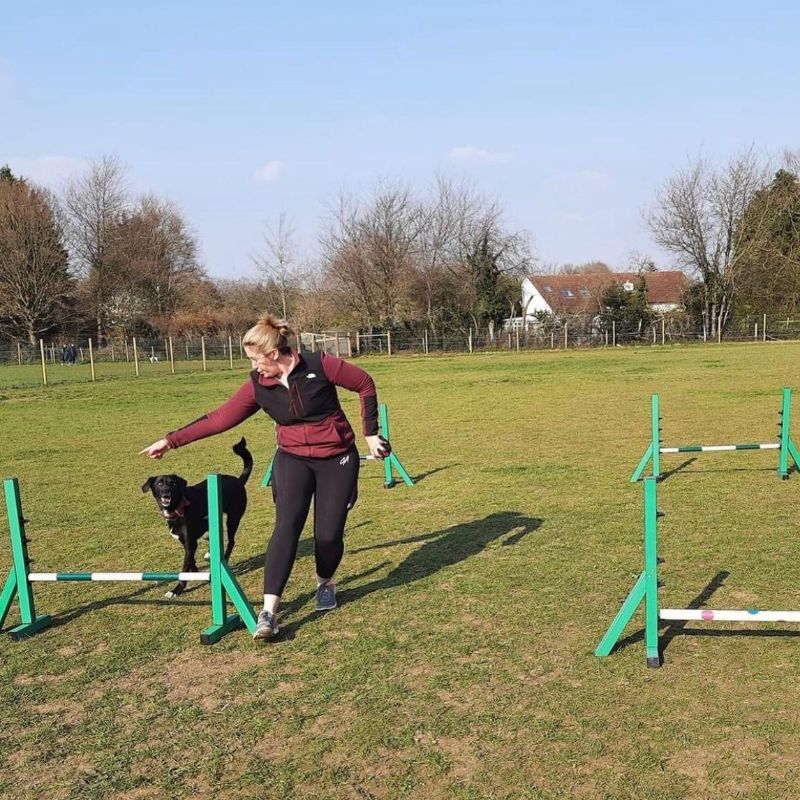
[[662, 466, 780, 477], [410, 463, 459, 483], [279, 511, 543, 638], [658, 457, 697, 481]]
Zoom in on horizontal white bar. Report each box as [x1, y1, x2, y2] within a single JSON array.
[[28, 572, 210, 582], [661, 608, 800, 622], [659, 444, 779, 453]]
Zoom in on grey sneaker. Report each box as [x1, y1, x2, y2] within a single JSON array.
[[315, 582, 337, 612], [253, 609, 279, 641]]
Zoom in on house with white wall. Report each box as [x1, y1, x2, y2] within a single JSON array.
[[509, 271, 690, 327]]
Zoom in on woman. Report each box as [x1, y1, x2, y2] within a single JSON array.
[[139, 315, 389, 641]]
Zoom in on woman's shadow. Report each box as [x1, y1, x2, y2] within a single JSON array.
[[280, 511, 543, 637]]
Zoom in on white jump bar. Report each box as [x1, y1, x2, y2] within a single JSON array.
[[29, 572, 210, 582], [661, 608, 800, 623], [659, 444, 779, 453]]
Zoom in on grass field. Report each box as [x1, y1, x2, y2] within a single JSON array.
[[3, 343, 800, 799]]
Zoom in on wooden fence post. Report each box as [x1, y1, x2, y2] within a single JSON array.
[[39, 339, 47, 386]]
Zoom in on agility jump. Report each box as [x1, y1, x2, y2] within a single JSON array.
[[630, 387, 800, 482], [602, 388, 800, 667], [261, 402, 414, 489], [0, 475, 257, 645], [596, 476, 800, 668]]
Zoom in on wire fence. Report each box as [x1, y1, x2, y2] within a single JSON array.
[[3, 317, 800, 389]]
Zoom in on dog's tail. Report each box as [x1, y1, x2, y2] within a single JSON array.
[[232, 438, 253, 485]]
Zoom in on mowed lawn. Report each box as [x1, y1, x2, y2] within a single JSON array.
[[3, 343, 800, 800]]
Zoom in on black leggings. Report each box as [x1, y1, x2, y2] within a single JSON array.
[[264, 446, 360, 596]]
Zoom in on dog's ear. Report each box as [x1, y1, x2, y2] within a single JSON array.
[[141, 477, 155, 493], [176, 476, 188, 492]]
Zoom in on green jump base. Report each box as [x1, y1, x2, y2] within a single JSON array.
[[200, 614, 242, 645], [8, 615, 52, 640]]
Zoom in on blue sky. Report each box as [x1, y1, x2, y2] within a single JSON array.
[[3, 1, 799, 278]]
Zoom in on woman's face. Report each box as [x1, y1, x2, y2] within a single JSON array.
[[245, 345, 281, 377]]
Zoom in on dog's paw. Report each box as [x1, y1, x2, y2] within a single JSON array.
[[165, 590, 176, 599], [203, 551, 210, 561]]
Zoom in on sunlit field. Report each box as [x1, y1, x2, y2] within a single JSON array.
[[3, 342, 800, 799]]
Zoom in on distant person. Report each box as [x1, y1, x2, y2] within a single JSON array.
[[69, 344, 77, 365], [140, 314, 390, 642]]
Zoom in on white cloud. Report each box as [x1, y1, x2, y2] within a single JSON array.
[[446, 145, 512, 166], [253, 160, 284, 182], [2, 155, 85, 186]]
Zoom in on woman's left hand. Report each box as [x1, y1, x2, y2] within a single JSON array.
[[365, 435, 390, 459]]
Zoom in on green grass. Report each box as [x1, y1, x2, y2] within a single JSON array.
[[3, 343, 800, 799]]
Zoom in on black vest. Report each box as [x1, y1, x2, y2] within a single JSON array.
[[251, 351, 341, 425]]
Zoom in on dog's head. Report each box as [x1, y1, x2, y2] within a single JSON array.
[[142, 474, 189, 518]]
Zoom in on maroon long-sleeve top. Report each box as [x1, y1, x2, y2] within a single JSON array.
[[165, 351, 378, 458]]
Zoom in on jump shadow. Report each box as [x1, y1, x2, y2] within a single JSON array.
[[279, 511, 543, 638], [410, 464, 459, 484], [658, 458, 697, 481]]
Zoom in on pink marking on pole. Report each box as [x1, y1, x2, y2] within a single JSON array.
[[701, 610, 714, 620]]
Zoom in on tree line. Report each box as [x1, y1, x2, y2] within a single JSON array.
[[2, 148, 800, 347], [0, 159, 533, 346]]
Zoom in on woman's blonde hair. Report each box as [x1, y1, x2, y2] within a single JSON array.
[[242, 314, 295, 354]]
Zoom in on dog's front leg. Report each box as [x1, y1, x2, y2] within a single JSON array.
[[166, 536, 199, 599]]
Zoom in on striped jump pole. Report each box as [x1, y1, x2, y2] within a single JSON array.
[[630, 388, 800, 482], [28, 572, 210, 582], [260, 402, 415, 489], [0, 476, 257, 645]]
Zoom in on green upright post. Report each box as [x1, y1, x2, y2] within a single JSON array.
[[595, 477, 661, 667], [643, 477, 661, 667], [380, 403, 414, 489], [3, 478, 52, 639], [200, 474, 257, 644], [631, 395, 660, 482], [261, 457, 274, 489], [651, 394, 661, 480], [778, 387, 800, 479]]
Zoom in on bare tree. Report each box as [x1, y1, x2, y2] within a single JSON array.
[[321, 183, 422, 331], [252, 212, 298, 319], [647, 150, 770, 337], [0, 172, 74, 343], [61, 155, 128, 343], [109, 194, 202, 320]]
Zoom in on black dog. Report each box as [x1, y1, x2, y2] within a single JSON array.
[[142, 438, 253, 598]]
